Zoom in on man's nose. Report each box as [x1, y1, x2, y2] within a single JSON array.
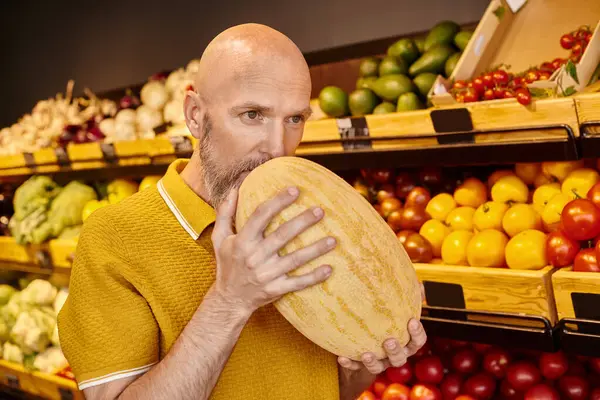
[[265, 120, 286, 158]]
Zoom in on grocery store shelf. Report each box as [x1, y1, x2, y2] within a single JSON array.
[[576, 93, 600, 157], [558, 318, 600, 357], [0, 238, 75, 274], [0, 361, 81, 400], [421, 306, 559, 352]]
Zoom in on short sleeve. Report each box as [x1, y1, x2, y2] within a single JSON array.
[[57, 210, 159, 390]]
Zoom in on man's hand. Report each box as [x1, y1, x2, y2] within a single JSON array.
[[337, 318, 427, 375], [210, 186, 336, 316]]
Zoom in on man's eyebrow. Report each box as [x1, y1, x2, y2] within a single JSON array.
[[298, 107, 313, 118], [230, 102, 274, 114]]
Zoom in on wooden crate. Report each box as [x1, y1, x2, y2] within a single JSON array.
[[0, 360, 83, 400], [415, 263, 558, 324], [552, 268, 600, 321], [48, 239, 77, 269], [0, 237, 40, 265]]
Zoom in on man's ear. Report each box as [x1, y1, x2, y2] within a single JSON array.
[[184, 90, 205, 139]]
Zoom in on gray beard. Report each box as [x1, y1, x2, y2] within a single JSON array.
[[199, 114, 271, 208]]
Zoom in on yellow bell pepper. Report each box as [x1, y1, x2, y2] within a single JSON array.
[[81, 199, 110, 222], [107, 179, 139, 204], [139, 176, 161, 192]]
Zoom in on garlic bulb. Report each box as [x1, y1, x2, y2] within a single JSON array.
[[115, 109, 137, 126], [140, 81, 169, 111], [163, 99, 185, 125], [136, 105, 164, 131], [99, 118, 116, 138]]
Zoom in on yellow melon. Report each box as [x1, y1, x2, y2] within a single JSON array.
[[236, 156, 421, 360]]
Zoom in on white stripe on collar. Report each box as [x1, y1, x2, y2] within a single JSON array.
[[157, 179, 199, 240]]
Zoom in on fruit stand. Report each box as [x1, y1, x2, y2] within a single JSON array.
[[1, 1, 600, 399]]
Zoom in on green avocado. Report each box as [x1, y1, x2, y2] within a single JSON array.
[[444, 52, 462, 78], [413, 73, 438, 98], [359, 57, 380, 77], [372, 74, 415, 102], [414, 36, 426, 53], [387, 38, 420, 65], [397, 92, 424, 112], [372, 102, 396, 114], [379, 56, 409, 76], [409, 44, 455, 77], [424, 21, 460, 51], [454, 30, 473, 51], [356, 76, 378, 90], [318, 86, 348, 117], [348, 89, 380, 117]]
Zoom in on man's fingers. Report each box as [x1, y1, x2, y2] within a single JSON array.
[[404, 319, 427, 357], [257, 207, 326, 258], [383, 339, 408, 367], [420, 282, 426, 303], [212, 189, 239, 248], [270, 265, 332, 295], [256, 236, 336, 282], [337, 357, 362, 371], [239, 187, 300, 241], [360, 352, 389, 375]]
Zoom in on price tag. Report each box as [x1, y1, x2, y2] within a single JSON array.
[[169, 136, 193, 155], [5, 374, 19, 389], [336, 117, 371, 151], [430, 108, 475, 145], [55, 147, 71, 167], [100, 143, 118, 164], [23, 152, 36, 169], [59, 387, 74, 400], [572, 292, 600, 321], [423, 281, 467, 321]]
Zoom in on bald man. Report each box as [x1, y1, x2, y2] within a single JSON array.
[[58, 23, 426, 400]]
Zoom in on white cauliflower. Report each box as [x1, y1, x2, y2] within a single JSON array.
[[33, 347, 68, 374], [3, 342, 23, 364], [21, 280, 57, 306], [11, 308, 55, 354]]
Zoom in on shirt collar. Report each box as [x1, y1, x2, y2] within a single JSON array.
[[157, 159, 216, 240]]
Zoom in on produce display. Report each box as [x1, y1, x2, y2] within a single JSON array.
[[236, 157, 422, 360], [449, 26, 596, 104], [318, 21, 473, 117], [0, 276, 71, 378], [356, 337, 600, 400], [5, 175, 160, 245], [354, 160, 600, 273]]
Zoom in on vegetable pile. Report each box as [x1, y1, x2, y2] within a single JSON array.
[[0, 278, 70, 376]]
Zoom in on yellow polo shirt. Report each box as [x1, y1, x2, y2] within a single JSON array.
[[58, 159, 339, 398]]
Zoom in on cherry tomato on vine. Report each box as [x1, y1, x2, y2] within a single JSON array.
[[562, 199, 600, 241], [552, 58, 566, 70], [576, 28, 590, 41], [464, 89, 480, 103], [493, 70, 509, 86], [539, 71, 552, 81], [482, 73, 495, 89], [472, 77, 486, 94], [509, 77, 525, 90], [572, 42, 585, 56], [453, 80, 468, 90], [525, 70, 540, 83], [540, 62, 555, 72], [560, 33, 576, 49], [516, 88, 532, 106], [483, 89, 495, 101], [503, 90, 515, 99], [493, 88, 505, 99], [546, 230, 581, 267]]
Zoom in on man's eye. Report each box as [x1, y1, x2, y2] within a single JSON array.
[[290, 116, 303, 124], [246, 111, 258, 120]]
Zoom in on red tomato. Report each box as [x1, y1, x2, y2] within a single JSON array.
[[558, 375, 590, 400], [383, 383, 411, 400], [372, 169, 394, 184], [552, 58, 566, 70], [453, 80, 468, 90], [409, 384, 442, 400], [415, 356, 444, 384], [500, 379, 521, 400], [412, 340, 432, 359], [358, 391, 377, 400], [483, 348, 511, 379], [567, 359, 587, 376], [452, 348, 480, 375], [509, 76, 525, 89], [591, 388, 600, 400], [587, 182, 600, 208], [561, 33, 576, 49], [464, 88, 480, 103], [572, 42, 585, 56], [448, 340, 470, 348], [589, 357, 600, 374], [516, 88, 532, 105], [406, 187, 432, 208], [472, 77, 486, 94], [473, 343, 494, 353], [440, 373, 463, 400], [546, 231, 581, 268], [455, 93, 466, 103], [432, 338, 454, 354], [419, 168, 443, 189], [574, 248, 600, 272], [540, 62, 555, 72], [381, 197, 402, 218], [585, 32, 593, 44], [482, 73, 494, 89], [400, 207, 431, 231], [562, 199, 600, 241], [525, 383, 560, 400], [525, 70, 540, 83], [493, 70, 509, 86], [386, 363, 413, 384], [506, 361, 541, 391], [373, 376, 389, 397], [396, 180, 417, 200], [539, 71, 552, 81], [463, 373, 497, 400], [503, 90, 515, 99], [455, 397, 476, 400], [539, 352, 569, 380], [483, 89, 495, 101], [377, 184, 396, 203]]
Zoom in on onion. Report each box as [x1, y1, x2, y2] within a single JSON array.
[[163, 99, 185, 125], [115, 109, 137, 125], [101, 99, 118, 117], [140, 81, 169, 111], [166, 68, 186, 94], [186, 59, 201, 77], [99, 118, 116, 137], [136, 105, 164, 131], [114, 121, 137, 142]]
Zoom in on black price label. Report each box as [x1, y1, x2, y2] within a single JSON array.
[[100, 143, 118, 164], [430, 108, 475, 145], [169, 136, 193, 155], [35, 250, 53, 271], [572, 292, 600, 321], [59, 387, 74, 400], [5, 374, 19, 389], [336, 117, 372, 150], [23, 152, 36, 169], [55, 147, 71, 167]]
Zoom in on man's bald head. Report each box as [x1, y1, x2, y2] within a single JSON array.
[[194, 23, 310, 102]]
